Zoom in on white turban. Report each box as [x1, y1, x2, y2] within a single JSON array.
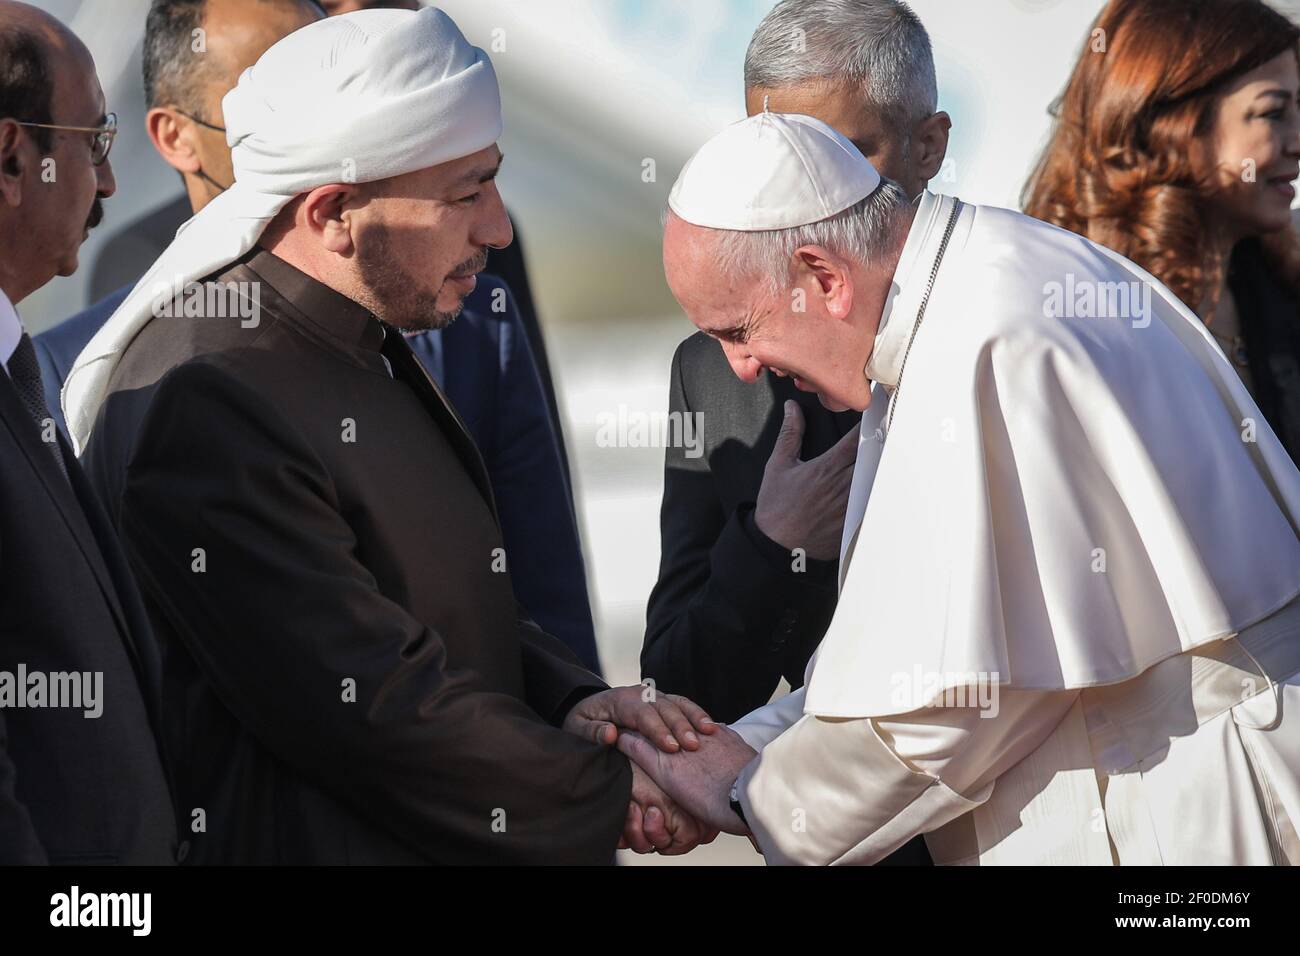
[[63, 6, 502, 453]]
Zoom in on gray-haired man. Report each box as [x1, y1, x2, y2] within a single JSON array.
[[641, 0, 950, 863], [743, 0, 950, 198]]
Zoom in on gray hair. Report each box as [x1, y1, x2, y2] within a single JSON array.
[[707, 179, 912, 294], [744, 0, 938, 138]]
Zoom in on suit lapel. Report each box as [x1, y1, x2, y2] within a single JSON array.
[[62, 429, 160, 698], [0, 374, 143, 670]]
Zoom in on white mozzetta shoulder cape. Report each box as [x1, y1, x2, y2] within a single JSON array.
[[804, 193, 1300, 719]]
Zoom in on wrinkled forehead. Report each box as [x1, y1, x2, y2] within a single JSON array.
[[663, 213, 768, 324], [662, 211, 697, 257], [662, 213, 720, 292]]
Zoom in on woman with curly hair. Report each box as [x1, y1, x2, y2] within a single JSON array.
[[1024, 0, 1300, 460]]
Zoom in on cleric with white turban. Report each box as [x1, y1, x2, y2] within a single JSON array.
[[618, 110, 1300, 866], [63, 5, 502, 451], [70, 6, 717, 865]]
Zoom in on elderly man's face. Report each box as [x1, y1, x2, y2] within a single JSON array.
[[25, 34, 115, 283], [662, 213, 877, 413], [352, 144, 513, 330]]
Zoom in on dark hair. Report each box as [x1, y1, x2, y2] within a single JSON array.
[[143, 0, 210, 110], [1023, 0, 1300, 311], [0, 27, 54, 151], [142, 0, 327, 111]]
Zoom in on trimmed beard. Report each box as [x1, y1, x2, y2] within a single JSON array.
[[355, 222, 484, 332]]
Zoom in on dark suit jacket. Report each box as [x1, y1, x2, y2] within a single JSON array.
[[33, 283, 127, 423], [82, 248, 629, 865], [0, 368, 176, 864], [38, 275, 600, 673], [642, 331, 860, 722], [486, 226, 570, 486]]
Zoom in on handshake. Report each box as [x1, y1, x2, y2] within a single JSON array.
[[563, 685, 760, 856]]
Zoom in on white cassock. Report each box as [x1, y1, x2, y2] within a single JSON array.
[[731, 190, 1300, 865]]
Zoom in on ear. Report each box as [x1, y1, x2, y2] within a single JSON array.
[[301, 182, 361, 255], [912, 111, 952, 184], [0, 120, 28, 207], [146, 108, 201, 175], [792, 244, 854, 320]]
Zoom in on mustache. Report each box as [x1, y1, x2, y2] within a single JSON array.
[[86, 196, 104, 231], [448, 250, 488, 278]]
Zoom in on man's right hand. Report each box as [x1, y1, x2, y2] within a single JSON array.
[[621, 761, 719, 855], [754, 401, 858, 560]]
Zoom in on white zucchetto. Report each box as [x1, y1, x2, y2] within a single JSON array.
[[668, 111, 881, 231]]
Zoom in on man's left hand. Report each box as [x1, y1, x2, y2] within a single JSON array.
[[564, 685, 717, 753]]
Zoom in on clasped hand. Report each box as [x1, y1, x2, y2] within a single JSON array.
[[563, 684, 753, 855]]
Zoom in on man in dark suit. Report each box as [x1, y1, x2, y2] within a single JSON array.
[[39, 0, 599, 670], [641, 0, 951, 863], [645, 336, 859, 722], [0, 2, 176, 865]]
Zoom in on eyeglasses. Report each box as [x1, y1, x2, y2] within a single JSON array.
[[14, 112, 117, 165]]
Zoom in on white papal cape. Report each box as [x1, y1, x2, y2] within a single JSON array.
[[730, 191, 1300, 865]]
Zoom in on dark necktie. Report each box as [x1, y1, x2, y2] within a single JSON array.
[[7, 332, 69, 481]]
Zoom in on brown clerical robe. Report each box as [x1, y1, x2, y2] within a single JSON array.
[[81, 248, 631, 864]]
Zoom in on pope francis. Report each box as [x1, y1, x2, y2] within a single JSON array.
[[620, 110, 1300, 865]]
